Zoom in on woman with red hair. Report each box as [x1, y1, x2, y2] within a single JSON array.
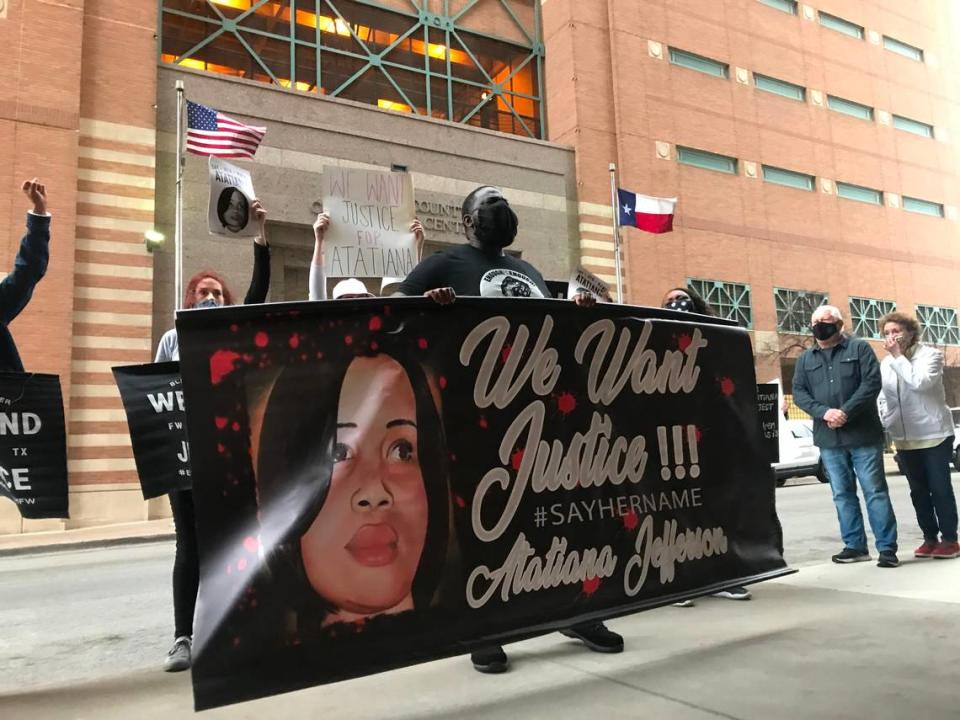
[[156, 198, 271, 672]]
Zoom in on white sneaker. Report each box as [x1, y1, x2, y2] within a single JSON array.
[[164, 635, 192, 672], [673, 599, 695, 607]]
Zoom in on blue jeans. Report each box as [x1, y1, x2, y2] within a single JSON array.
[[897, 437, 958, 543], [820, 444, 898, 554]]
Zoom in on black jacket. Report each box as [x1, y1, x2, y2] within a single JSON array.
[[792, 334, 884, 448], [0, 213, 50, 371]]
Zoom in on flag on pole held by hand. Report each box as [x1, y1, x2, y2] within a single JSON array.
[[186, 100, 266, 159], [617, 188, 676, 234]]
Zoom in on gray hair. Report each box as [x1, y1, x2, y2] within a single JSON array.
[[812, 304, 843, 323]]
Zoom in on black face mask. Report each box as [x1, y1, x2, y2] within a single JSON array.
[[473, 200, 518, 248], [812, 322, 839, 341], [664, 297, 694, 313]]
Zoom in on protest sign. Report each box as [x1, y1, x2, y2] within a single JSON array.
[[756, 383, 780, 464], [175, 299, 790, 710], [113, 362, 191, 499], [208, 157, 258, 237], [567, 266, 610, 300], [321, 166, 416, 278], [0, 372, 68, 519]]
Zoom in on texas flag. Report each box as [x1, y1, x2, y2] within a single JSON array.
[[617, 188, 677, 234]]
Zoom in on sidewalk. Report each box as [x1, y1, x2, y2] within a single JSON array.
[[0, 518, 174, 556], [2, 556, 957, 720]]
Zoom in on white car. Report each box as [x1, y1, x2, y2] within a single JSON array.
[[773, 419, 828, 487]]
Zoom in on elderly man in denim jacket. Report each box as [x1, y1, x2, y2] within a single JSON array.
[[792, 304, 899, 567], [0, 179, 51, 371]]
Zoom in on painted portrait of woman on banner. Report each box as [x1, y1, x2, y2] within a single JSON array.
[[254, 328, 454, 634]]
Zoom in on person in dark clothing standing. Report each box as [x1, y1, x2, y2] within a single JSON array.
[[1, 179, 51, 371], [157, 199, 272, 672], [396, 186, 620, 675], [792, 304, 899, 568]]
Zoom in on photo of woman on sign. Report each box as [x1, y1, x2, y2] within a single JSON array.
[[256, 339, 451, 628], [217, 187, 250, 234]]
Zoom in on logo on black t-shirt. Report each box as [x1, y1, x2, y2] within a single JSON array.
[[479, 269, 544, 299]]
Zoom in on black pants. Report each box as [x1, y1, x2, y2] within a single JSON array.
[[169, 489, 200, 639], [898, 437, 959, 543]]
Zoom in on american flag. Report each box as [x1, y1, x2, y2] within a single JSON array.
[[185, 100, 266, 159]]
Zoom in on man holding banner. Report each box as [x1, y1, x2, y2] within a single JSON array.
[[396, 185, 616, 673]]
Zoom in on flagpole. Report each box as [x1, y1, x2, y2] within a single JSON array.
[[608, 162, 624, 304], [174, 80, 185, 313]]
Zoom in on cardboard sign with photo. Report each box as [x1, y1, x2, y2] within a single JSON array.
[[208, 157, 258, 238]]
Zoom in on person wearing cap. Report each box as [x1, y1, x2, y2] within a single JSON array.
[[309, 212, 424, 300]]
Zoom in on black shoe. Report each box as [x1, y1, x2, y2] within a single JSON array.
[[560, 622, 624, 654], [877, 551, 900, 568], [831, 547, 870, 564], [471, 645, 509, 674]]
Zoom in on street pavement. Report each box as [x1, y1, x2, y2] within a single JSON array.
[[1, 473, 958, 719]]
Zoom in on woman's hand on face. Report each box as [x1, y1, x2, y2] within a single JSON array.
[[883, 335, 902, 357], [313, 212, 331, 243]]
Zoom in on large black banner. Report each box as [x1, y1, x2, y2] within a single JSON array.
[[176, 299, 790, 710], [0, 372, 68, 519], [113, 362, 191, 499]]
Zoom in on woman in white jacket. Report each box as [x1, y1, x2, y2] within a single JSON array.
[[878, 312, 958, 559]]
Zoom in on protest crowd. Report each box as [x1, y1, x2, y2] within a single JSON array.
[[2, 165, 957, 704]]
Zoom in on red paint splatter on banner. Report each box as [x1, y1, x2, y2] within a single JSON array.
[[345, 335, 354, 346], [370, 341, 379, 351], [243, 536, 259, 553], [289, 333, 300, 349], [232, 421, 241, 432], [237, 558, 248, 571], [215, 417, 228, 430], [719, 377, 736, 396], [369, 316, 382, 331], [449, 453, 457, 462], [300, 353, 307, 361], [557, 391, 577, 415], [582, 576, 601, 596], [677, 333, 692, 352], [694, 426, 703, 442], [418, 337, 428, 350], [230, 324, 238, 333], [254, 331, 269, 348], [316, 352, 324, 360], [454, 495, 466, 509], [511, 448, 525, 470], [438, 376, 447, 389], [217, 443, 226, 454], [210, 349, 241, 385], [233, 637, 241, 648], [501, 344, 512, 363], [478, 416, 488, 429], [623, 510, 639, 531]]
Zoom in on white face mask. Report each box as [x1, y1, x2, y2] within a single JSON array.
[[194, 298, 221, 310]]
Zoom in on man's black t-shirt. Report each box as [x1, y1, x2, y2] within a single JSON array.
[[397, 244, 550, 298]]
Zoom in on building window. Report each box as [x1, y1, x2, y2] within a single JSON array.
[[883, 36, 924, 62], [827, 95, 874, 121], [836, 182, 882, 205], [753, 73, 805, 101], [677, 146, 738, 174], [762, 165, 814, 191], [892, 114, 934, 138], [160, 0, 544, 139], [758, 0, 798, 14], [916, 304, 960, 345], [903, 196, 945, 218], [688, 278, 753, 328], [850, 297, 896, 339], [775, 288, 828, 334], [668, 48, 729, 79], [817, 11, 864, 39]]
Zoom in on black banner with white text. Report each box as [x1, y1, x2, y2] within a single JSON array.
[[175, 299, 790, 710], [113, 362, 191, 499], [0, 372, 68, 519]]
